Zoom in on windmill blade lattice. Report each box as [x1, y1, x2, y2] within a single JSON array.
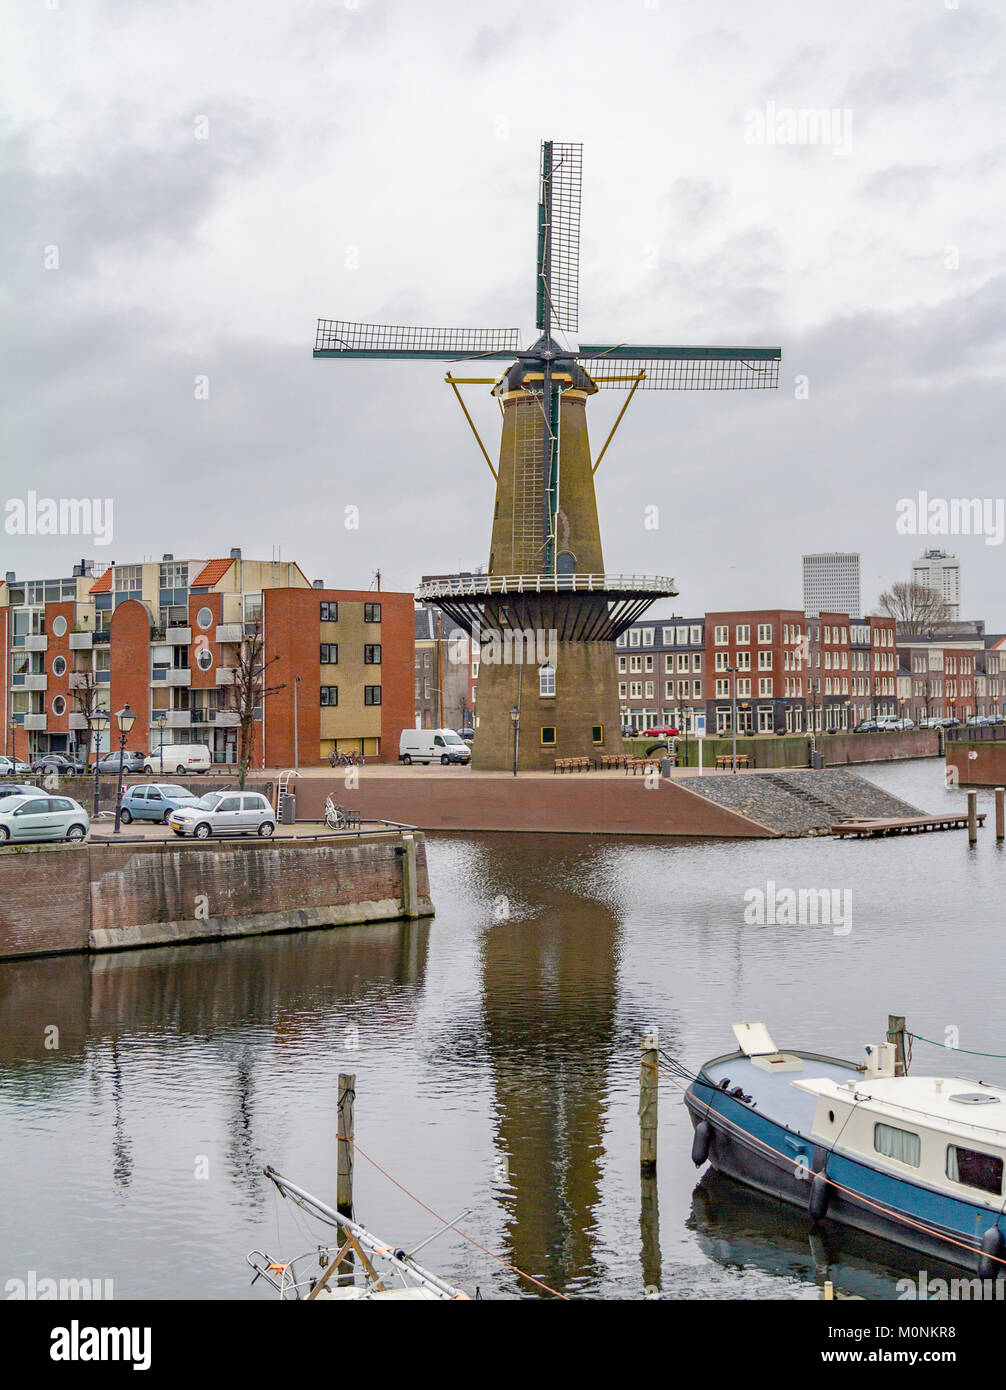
[[537, 141, 582, 334], [578, 345, 781, 390], [314, 320, 521, 359]]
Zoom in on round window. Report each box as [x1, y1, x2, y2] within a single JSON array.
[[196, 648, 214, 672], [52, 695, 66, 717], [52, 615, 68, 638], [52, 655, 67, 678], [196, 607, 214, 630]]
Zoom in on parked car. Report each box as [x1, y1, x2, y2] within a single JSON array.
[[853, 720, 879, 733], [0, 782, 40, 801], [399, 729, 471, 765], [458, 728, 475, 743], [965, 715, 992, 727], [0, 756, 32, 777], [94, 750, 147, 774], [0, 793, 89, 843], [168, 791, 275, 839], [640, 726, 680, 738], [119, 783, 202, 825], [30, 754, 85, 776], [917, 716, 944, 729], [143, 743, 212, 775], [876, 716, 915, 731]]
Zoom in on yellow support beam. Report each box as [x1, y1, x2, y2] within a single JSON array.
[[445, 373, 497, 481], [592, 372, 645, 474]]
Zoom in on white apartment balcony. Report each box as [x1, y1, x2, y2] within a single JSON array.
[[216, 667, 236, 686], [165, 669, 191, 686], [24, 675, 47, 692], [23, 635, 48, 652], [213, 710, 240, 727], [164, 711, 191, 728], [166, 627, 192, 644], [68, 714, 88, 730], [215, 624, 243, 644], [23, 714, 47, 730], [69, 632, 93, 650]]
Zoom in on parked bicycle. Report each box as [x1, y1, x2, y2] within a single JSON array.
[[328, 750, 366, 768], [324, 796, 348, 830]]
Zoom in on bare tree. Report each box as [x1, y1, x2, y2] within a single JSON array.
[[225, 618, 285, 789], [874, 582, 952, 637], [72, 670, 105, 770]]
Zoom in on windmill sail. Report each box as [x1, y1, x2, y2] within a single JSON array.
[[577, 344, 781, 389], [536, 141, 582, 334], [314, 320, 520, 359]]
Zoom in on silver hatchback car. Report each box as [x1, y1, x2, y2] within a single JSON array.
[[0, 793, 90, 844], [168, 791, 276, 839]]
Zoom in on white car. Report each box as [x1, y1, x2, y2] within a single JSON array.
[[168, 791, 276, 839], [0, 793, 90, 843], [0, 755, 32, 777]]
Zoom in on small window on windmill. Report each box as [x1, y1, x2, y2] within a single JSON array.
[[540, 726, 557, 746], [592, 724, 604, 745], [539, 663, 556, 698]]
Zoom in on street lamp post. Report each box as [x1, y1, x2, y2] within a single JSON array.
[[155, 714, 167, 776], [91, 711, 109, 816], [510, 705, 520, 777], [727, 666, 738, 772], [8, 718, 18, 773], [112, 703, 135, 835]]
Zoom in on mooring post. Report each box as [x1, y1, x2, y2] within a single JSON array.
[[995, 787, 1004, 843], [401, 832, 419, 919], [337, 1072, 355, 1216], [639, 1026, 659, 1176], [887, 1015, 907, 1076], [968, 791, 978, 845]]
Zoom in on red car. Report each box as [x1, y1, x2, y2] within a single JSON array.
[[640, 726, 680, 737]]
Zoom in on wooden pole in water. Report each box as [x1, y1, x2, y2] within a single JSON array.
[[968, 791, 978, 845], [639, 1026, 659, 1176], [337, 1073, 355, 1216], [887, 1015, 907, 1076], [995, 787, 1004, 843]]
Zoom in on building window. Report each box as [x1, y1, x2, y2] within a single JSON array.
[[196, 606, 213, 630], [320, 601, 338, 623], [618, 682, 627, 698], [758, 650, 772, 669], [52, 655, 67, 678], [757, 623, 772, 643], [320, 644, 338, 665], [592, 725, 604, 745], [642, 628, 654, 646], [539, 663, 556, 698], [320, 686, 339, 706], [364, 603, 381, 623], [946, 1145, 1003, 1195], [364, 685, 382, 705], [364, 644, 382, 664], [629, 629, 640, 646], [736, 624, 750, 644], [52, 695, 66, 717], [540, 726, 557, 745], [714, 625, 728, 645], [690, 625, 702, 644]]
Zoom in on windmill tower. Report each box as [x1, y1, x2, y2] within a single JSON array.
[[315, 141, 781, 770]]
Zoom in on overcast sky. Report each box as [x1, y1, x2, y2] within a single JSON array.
[[4, 0, 1005, 623]]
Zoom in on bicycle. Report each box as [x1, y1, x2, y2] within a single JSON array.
[[324, 796, 348, 829]]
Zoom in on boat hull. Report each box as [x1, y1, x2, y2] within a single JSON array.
[[686, 1057, 1001, 1277]]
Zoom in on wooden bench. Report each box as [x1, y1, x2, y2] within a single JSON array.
[[597, 753, 629, 770], [716, 754, 750, 770], [553, 757, 592, 774], [625, 758, 664, 775]]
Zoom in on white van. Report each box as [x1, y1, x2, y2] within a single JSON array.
[[399, 729, 471, 766], [144, 743, 212, 775]]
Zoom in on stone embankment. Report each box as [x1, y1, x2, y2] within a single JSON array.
[[681, 769, 925, 837]]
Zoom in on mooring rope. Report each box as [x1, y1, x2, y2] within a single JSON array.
[[908, 1032, 1006, 1060]]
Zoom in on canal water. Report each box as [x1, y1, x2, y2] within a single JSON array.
[[1, 759, 1003, 1300]]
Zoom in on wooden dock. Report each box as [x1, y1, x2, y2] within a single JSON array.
[[832, 812, 986, 839]]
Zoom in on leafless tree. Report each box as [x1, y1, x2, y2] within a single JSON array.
[[225, 618, 285, 789], [72, 670, 106, 770], [874, 582, 953, 637]]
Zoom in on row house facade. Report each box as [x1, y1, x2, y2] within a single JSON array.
[[1, 553, 413, 766], [615, 609, 900, 734], [896, 633, 1004, 723]]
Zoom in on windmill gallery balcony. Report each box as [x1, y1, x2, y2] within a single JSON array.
[[416, 572, 678, 644]]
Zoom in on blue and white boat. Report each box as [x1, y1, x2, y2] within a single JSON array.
[[685, 1022, 1006, 1278]]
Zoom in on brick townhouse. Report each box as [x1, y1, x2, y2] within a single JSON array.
[[1, 552, 413, 766]]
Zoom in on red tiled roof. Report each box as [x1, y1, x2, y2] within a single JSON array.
[[190, 558, 234, 588], [89, 569, 113, 593]]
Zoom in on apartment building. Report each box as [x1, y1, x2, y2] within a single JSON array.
[[895, 631, 1006, 723], [1, 552, 413, 766], [802, 552, 861, 618], [413, 607, 476, 731], [615, 617, 705, 733], [806, 613, 899, 729]]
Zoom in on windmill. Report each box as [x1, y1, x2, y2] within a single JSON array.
[[315, 140, 781, 770]]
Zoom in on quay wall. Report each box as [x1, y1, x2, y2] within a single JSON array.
[[946, 741, 1006, 788], [627, 730, 938, 769], [0, 832, 432, 961]]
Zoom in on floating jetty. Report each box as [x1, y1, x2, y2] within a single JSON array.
[[832, 812, 986, 839]]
